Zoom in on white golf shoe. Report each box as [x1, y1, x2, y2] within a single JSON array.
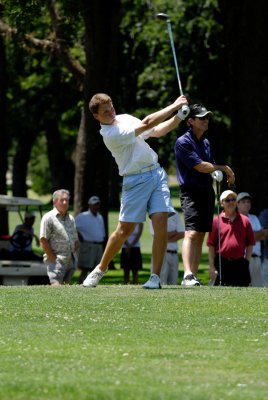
[[83, 266, 105, 288], [181, 274, 200, 286], [142, 274, 161, 289]]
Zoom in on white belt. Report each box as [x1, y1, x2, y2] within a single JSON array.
[[124, 163, 160, 177]]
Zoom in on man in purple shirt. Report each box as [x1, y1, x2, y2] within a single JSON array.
[[174, 104, 235, 286]]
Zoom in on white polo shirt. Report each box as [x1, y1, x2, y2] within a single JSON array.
[[75, 210, 105, 242], [248, 213, 262, 256], [100, 114, 158, 176]]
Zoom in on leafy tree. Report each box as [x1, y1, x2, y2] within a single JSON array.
[[0, 1, 82, 198]]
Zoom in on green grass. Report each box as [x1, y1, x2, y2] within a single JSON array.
[[0, 286, 267, 399]]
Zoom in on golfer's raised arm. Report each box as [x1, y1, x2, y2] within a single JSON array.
[[135, 95, 188, 136]]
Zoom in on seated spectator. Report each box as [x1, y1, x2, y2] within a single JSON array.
[[237, 192, 268, 287], [9, 211, 42, 260], [207, 190, 255, 287]]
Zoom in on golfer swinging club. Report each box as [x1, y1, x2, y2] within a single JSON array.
[[83, 93, 189, 289]]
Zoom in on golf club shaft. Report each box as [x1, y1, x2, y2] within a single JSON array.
[[166, 20, 184, 96], [216, 180, 222, 286], [156, 13, 188, 115]]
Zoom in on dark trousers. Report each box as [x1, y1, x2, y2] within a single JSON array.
[[214, 256, 251, 287]]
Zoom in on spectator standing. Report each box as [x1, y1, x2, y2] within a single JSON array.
[[75, 196, 106, 284], [258, 208, 268, 287], [40, 189, 79, 286], [120, 222, 143, 284], [237, 192, 267, 287], [207, 190, 255, 287], [174, 104, 235, 286], [149, 210, 184, 285], [83, 93, 189, 289]]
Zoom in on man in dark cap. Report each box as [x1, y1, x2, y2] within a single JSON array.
[[174, 104, 235, 286], [75, 196, 106, 284]]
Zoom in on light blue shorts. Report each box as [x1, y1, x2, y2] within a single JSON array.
[[119, 167, 175, 222]]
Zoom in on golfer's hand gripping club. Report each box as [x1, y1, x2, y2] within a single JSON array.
[[177, 104, 190, 120]]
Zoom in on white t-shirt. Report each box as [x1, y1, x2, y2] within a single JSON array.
[[75, 210, 106, 242], [149, 211, 184, 251], [248, 213, 262, 256], [100, 114, 158, 176]]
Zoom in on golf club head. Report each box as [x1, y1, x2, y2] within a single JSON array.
[[211, 170, 223, 182], [155, 13, 170, 21]]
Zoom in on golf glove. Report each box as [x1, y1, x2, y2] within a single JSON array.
[[177, 104, 190, 120], [211, 170, 223, 182]]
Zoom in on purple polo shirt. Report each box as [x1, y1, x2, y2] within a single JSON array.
[[174, 128, 214, 188]]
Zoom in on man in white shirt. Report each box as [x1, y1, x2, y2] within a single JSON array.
[[75, 196, 106, 284], [149, 210, 184, 285], [83, 92, 189, 289], [237, 192, 268, 287]]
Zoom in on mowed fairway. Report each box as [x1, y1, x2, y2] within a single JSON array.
[[0, 286, 267, 400]]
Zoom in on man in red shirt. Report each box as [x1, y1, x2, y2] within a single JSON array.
[[207, 190, 255, 286]]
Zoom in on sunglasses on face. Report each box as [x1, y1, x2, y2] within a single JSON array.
[[223, 198, 237, 203]]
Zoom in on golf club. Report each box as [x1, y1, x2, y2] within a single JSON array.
[[156, 12, 189, 116], [212, 170, 223, 286]]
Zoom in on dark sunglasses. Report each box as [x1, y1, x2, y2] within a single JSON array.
[[223, 198, 237, 203]]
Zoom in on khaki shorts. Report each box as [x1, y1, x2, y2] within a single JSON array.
[[47, 259, 75, 284]]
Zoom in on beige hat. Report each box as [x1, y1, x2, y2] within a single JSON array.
[[25, 211, 36, 219], [236, 192, 252, 203], [220, 190, 237, 202]]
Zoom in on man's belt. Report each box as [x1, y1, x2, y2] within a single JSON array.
[[166, 250, 177, 254], [124, 163, 160, 176]]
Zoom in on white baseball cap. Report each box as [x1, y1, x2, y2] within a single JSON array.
[[220, 190, 237, 202], [236, 192, 252, 203]]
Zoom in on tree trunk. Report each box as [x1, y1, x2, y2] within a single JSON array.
[[74, 0, 122, 229], [12, 129, 37, 197], [45, 119, 74, 196], [219, 0, 268, 213], [0, 6, 8, 234]]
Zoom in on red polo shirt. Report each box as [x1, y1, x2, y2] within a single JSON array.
[[207, 212, 255, 258]]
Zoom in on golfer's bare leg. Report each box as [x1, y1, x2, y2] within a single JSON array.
[[151, 212, 168, 276], [181, 231, 205, 276], [98, 221, 136, 272]]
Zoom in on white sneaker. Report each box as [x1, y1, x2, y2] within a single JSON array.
[[143, 274, 161, 289], [181, 274, 200, 286], [83, 266, 105, 288]]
